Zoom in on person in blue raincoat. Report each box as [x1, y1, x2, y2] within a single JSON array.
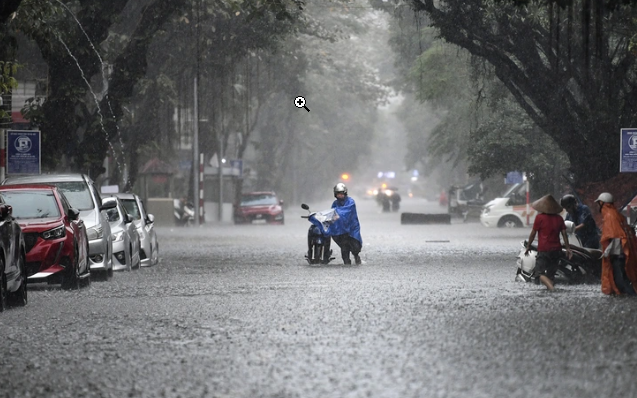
[[330, 183, 363, 265]]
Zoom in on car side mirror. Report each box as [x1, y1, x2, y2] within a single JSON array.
[[68, 207, 80, 221], [100, 199, 117, 211], [125, 213, 134, 224], [146, 214, 155, 224], [0, 204, 12, 220]]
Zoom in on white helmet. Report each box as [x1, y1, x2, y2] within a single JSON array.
[[334, 183, 348, 198], [595, 192, 614, 203]]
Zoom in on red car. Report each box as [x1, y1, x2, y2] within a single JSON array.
[[0, 184, 90, 289], [233, 191, 285, 225]]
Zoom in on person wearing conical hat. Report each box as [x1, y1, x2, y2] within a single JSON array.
[[524, 194, 573, 291], [596, 192, 637, 296]]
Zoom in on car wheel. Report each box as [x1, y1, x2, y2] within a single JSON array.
[[498, 216, 523, 228], [134, 240, 141, 270], [62, 246, 81, 290], [8, 253, 27, 307], [0, 257, 6, 312], [151, 241, 159, 266]]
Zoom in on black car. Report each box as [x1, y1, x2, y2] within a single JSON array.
[[0, 196, 27, 311]]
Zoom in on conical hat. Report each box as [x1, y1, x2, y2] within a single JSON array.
[[531, 194, 563, 215]]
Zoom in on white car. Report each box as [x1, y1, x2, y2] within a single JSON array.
[[107, 193, 159, 267], [103, 197, 140, 272], [480, 197, 535, 228]]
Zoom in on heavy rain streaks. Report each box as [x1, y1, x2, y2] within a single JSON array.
[[1, 198, 637, 398]]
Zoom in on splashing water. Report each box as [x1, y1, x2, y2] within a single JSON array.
[[54, 0, 128, 186]]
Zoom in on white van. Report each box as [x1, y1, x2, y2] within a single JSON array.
[[480, 183, 537, 228]]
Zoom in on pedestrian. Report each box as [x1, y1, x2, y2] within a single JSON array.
[[525, 194, 572, 291], [330, 183, 363, 265], [595, 192, 637, 296], [560, 194, 600, 249]]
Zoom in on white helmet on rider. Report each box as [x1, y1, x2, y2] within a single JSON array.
[[334, 183, 348, 198], [595, 192, 614, 204]]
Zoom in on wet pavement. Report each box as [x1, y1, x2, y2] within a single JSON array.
[[1, 198, 637, 398]]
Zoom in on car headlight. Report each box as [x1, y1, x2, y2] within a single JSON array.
[[42, 225, 65, 240], [112, 231, 125, 242], [87, 225, 103, 240], [483, 207, 490, 215]]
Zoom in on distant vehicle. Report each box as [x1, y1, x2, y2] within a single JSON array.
[[107, 193, 158, 267], [0, 195, 27, 310], [233, 191, 285, 225], [2, 174, 115, 280], [102, 197, 140, 272], [0, 184, 90, 290], [480, 183, 547, 228]]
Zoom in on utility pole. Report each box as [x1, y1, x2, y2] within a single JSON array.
[[192, 0, 201, 227]]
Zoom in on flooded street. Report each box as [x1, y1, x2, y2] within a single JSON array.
[[1, 197, 636, 398]]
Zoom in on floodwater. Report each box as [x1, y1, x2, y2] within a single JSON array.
[[1, 197, 636, 398]]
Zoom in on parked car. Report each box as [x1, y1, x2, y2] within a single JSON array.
[[107, 193, 158, 266], [2, 174, 115, 280], [102, 197, 141, 271], [0, 195, 27, 310], [233, 191, 285, 225], [0, 184, 90, 290], [480, 183, 547, 228]]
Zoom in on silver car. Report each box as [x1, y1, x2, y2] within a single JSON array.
[[107, 193, 158, 266], [102, 197, 140, 271], [2, 174, 115, 281]]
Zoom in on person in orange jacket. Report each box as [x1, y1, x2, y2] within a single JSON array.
[[596, 192, 637, 295]]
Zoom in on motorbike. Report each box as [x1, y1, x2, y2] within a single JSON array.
[[515, 221, 602, 284], [301, 203, 336, 265], [174, 199, 195, 227]]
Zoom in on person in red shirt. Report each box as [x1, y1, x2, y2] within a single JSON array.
[[524, 194, 573, 291]]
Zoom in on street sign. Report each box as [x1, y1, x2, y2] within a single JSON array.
[[7, 130, 40, 175], [229, 159, 243, 177], [505, 171, 524, 184], [620, 128, 637, 172]]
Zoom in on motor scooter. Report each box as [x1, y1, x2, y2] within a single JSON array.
[[515, 221, 602, 284], [174, 198, 195, 227], [301, 204, 336, 265]]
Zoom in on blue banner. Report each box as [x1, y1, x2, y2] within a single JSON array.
[[7, 130, 41, 175]]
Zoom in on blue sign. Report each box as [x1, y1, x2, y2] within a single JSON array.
[[229, 159, 243, 177], [505, 171, 524, 184], [7, 130, 41, 175], [620, 128, 637, 172]]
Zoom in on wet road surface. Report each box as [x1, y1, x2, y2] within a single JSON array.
[[1, 198, 636, 398]]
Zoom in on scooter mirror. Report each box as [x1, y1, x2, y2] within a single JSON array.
[[301, 204, 309, 210]]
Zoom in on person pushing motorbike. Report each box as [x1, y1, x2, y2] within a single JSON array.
[[330, 183, 363, 265], [525, 194, 572, 291], [560, 194, 600, 249]]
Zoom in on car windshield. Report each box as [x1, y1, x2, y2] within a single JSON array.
[[240, 194, 277, 206], [0, 191, 61, 219], [51, 182, 94, 210], [121, 199, 141, 220], [105, 206, 120, 222]]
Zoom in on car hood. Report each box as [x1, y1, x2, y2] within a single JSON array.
[[17, 218, 63, 232], [79, 209, 99, 229], [483, 197, 509, 209]]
